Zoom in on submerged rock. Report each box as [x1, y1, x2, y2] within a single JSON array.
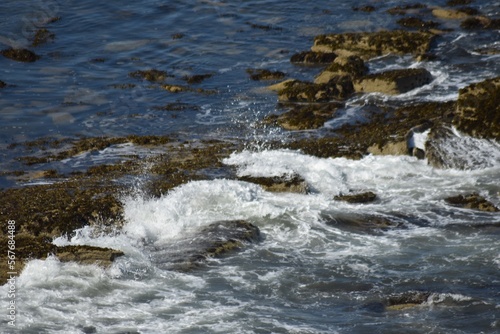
[[238, 174, 309, 193], [385, 291, 431, 311], [323, 213, 399, 234], [354, 68, 433, 95], [397, 17, 440, 29], [1, 48, 40, 62], [311, 30, 435, 60], [246, 68, 286, 81], [453, 77, 500, 140], [0, 80, 5, 88], [264, 103, 343, 130], [461, 16, 500, 30], [445, 193, 499, 212], [32, 28, 55, 47], [149, 220, 261, 271], [129, 69, 169, 82]]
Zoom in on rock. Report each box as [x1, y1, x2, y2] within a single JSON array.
[[445, 193, 499, 212], [264, 103, 343, 130], [453, 77, 500, 140], [1, 48, 40, 62], [129, 69, 169, 82], [32, 28, 55, 47], [446, 0, 473, 6], [277, 76, 354, 102], [149, 220, 261, 271], [163, 84, 189, 93], [387, 4, 427, 16], [184, 73, 213, 84], [314, 55, 367, 84], [247, 68, 286, 81], [238, 174, 309, 193], [367, 141, 408, 156], [353, 68, 433, 95], [0, 80, 5, 88], [334, 191, 377, 203], [55, 245, 124, 266], [432, 7, 477, 20], [267, 79, 297, 92], [290, 51, 337, 64], [461, 16, 500, 30], [311, 30, 435, 60], [323, 213, 399, 234], [353, 5, 376, 13], [397, 17, 440, 29], [385, 291, 431, 311]]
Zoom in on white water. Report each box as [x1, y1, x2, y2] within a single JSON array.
[[3, 150, 499, 333]]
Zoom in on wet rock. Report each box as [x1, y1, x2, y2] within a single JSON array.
[[314, 55, 367, 84], [247, 68, 286, 81], [323, 213, 399, 234], [445, 193, 499, 212], [432, 7, 478, 20], [264, 102, 343, 130], [276, 76, 354, 102], [149, 220, 261, 271], [55, 245, 124, 266], [453, 76, 500, 140], [385, 291, 431, 311], [1, 48, 40, 62], [474, 47, 500, 55], [397, 17, 440, 29], [353, 68, 433, 95], [353, 5, 376, 13], [0, 80, 5, 88], [183, 73, 213, 84], [312, 31, 435, 60], [334, 191, 377, 203], [129, 69, 169, 82], [367, 141, 408, 156], [290, 51, 337, 64], [447, 0, 473, 6], [238, 174, 309, 193]]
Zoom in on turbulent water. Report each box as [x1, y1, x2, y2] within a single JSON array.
[[1, 0, 500, 333]]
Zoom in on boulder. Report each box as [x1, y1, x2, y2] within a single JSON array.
[[148, 220, 261, 271], [277, 76, 354, 102], [453, 77, 500, 140], [314, 55, 367, 84], [264, 103, 343, 130], [290, 51, 337, 64], [445, 193, 499, 212], [354, 68, 433, 95], [311, 30, 435, 60]]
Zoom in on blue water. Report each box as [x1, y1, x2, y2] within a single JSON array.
[[1, 1, 500, 333]]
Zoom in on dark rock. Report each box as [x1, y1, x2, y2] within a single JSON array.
[[246, 68, 286, 81], [264, 103, 343, 130], [453, 77, 500, 140], [353, 5, 376, 13], [312, 31, 435, 60], [277, 76, 354, 102], [323, 213, 399, 234], [290, 51, 337, 64], [0, 80, 5, 88], [184, 73, 213, 84], [385, 291, 431, 311], [354, 68, 433, 95], [445, 193, 499, 212], [334, 191, 377, 203], [149, 220, 261, 271], [447, 0, 473, 6], [238, 174, 309, 193], [461, 17, 500, 30], [397, 17, 440, 29], [1, 48, 40, 62], [32, 28, 55, 47], [387, 4, 427, 16], [129, 69, 170, 82]]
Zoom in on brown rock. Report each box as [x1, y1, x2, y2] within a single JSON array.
[[277, 76, 354, 102], [312, 30, 435, 60], [265, 103, 342, 130], [432, 7, 476, 20], [290, 51, 337, 64], [354, 68, 433, 95], [238, 174, 309, 193], [247, 68, 285, 81], [1, 48, 40, 62], [445, 193, 499, 212], [334, 191, 377, 203], [315, 55, 367, 84]]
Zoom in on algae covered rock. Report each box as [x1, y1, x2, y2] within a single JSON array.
[[265, 103, 342, 130], [290, 51, 337, 64], [311, 30, 435, 60], [354, 68, 433, 95], [385, 291, 431, 311], [323, 213, 399, 235], [453, 77, 500, 140], [445, 193, 499, 212], [334, 191, 377, 203], [277, 76, 354, 102], [238, 174, 309, 193], [314, 55, 367, 84], [247, 68, 285, 81]]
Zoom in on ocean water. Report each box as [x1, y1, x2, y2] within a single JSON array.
[[1, 0, 500, 333]]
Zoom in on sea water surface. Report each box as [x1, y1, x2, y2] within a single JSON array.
[[1, 0, 500, 333]]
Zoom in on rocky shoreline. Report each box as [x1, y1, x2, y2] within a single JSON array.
[[1, 1, 499, 313]]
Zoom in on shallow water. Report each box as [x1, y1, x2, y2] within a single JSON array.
[[1, 0, 500, 333]]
